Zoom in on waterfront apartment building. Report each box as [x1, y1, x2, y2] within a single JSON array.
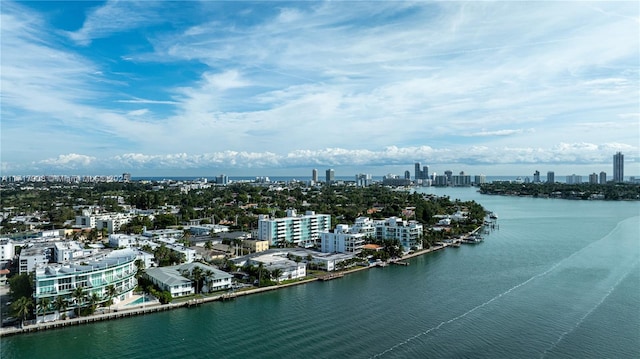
[[547, 171, 555, 184], [372, 217, 424, 252], [613, 152, 624, 183], [599, 171, 607, 184], [533, 171, 541, 183], [257, 209, 331, 248], [451, 172, 472, 187], [589, 173, 599, 184], [312, 169, 318, 182], [320, 224, 366, 254], [474, 175, 486, 185], [34, 249, 138, 320], [346, 216, 423, 253], [144, 262, 232, 298]]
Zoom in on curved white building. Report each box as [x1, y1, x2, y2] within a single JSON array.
[[34, 249, 138, 320]]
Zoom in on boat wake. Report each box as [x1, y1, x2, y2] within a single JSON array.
[[539, 260, 639, 358], [369, 247, 586, 358], [369, 216, 639, 359]]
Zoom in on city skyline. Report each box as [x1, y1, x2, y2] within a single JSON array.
[[1, 1, 639, 176]]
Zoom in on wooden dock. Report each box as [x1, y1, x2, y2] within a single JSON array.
[[318, 273, 344, 281]]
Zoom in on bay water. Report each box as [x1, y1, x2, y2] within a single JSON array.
[[2, 188, 638, 358]]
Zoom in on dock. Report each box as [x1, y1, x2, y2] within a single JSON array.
[[318, 273, 344, 281]]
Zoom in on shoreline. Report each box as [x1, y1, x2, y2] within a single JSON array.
[[0, 227, 478, 338]]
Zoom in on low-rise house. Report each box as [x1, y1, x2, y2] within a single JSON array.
[[144, 262, 232, 297]]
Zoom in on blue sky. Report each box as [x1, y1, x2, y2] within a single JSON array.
[[1, 1, 638, 177]]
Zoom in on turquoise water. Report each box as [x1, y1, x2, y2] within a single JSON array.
[[2, 188, 639, 358], [125, 297, 146, 306]]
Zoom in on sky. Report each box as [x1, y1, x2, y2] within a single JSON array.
[[1, 1, 639, 177]]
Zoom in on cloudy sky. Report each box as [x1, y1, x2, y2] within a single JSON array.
[[1, 1, 638, 177]]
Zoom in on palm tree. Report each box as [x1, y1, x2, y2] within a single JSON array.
[[105, 285, 118, 313], [11, 297, 33, 328], [204, 269, 214, 293], [53, 296, 68, 320], [271, 268, 283, 284], [89, 293, 100, 314], [191, 266, 203, 295], [36, 297, 51, 323], [72, 286, 85, 318]]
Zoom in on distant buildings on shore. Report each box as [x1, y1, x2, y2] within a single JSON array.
[[2, 152, 635, 186]]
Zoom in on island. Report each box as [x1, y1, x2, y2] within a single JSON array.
[[1, 178, 492, 336]]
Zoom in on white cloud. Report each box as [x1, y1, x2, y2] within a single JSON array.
[[66, 0, 164, 45], [1, 1, 638, 176]]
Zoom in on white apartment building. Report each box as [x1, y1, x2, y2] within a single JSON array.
[[257, 209, 331, 248], [34, 248, 138, 320], [75, 212, 135, 233], [373, 217, 423, 252], [320, 224, 366, 254], [0, 238, 15, 261], [18, 243, 52, 273], [144, 262, 232, 298], [53, 241, 89, 262]]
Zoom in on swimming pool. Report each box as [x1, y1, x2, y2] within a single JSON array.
[[125, 297, 147, 306]]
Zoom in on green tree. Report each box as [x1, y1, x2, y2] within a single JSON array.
[[271, 268, 283, 284], [72, 287, 85, 318], [36, 297, 51, 323], [11, 296, 33, 328], [89, 292, 100, 314], [53, 295, 68, 320], [9, 273, 34, 301], [104, 285, 118, 313]]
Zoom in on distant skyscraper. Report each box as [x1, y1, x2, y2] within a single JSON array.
[[533, 170, 540, 183], [122, 173, 131, 182], [547, 171, 555, 183], [414, 162, 422, 180], [444, 170, 453, 185], [404, 170, 411, 180], [312, 169, 318, 182], [326, 169, 335, 183], [589, 173, 598, 184], [422, 166, 429, 180], [599, 171, 607, 184], [355, 173, 372, 187], [613, 152, 624, 183], [566, 174, 582, 184]]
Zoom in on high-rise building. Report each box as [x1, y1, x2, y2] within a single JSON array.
[[217, 174, 228, 185], [599, 171, 607, 184], [404, 170, 411, 180], [312, 169, 318, 182], [444, 170, 453, 185], [589, 173, 598, 184], [257, 210, 331, 248], [613, 152, 624, 183], [122, 173, 131, 182], [355, 173, 372, 187], [533, 170, 540, 183], [422, 166, 429, 180], [326, 169, 335, 184], [566, 174, 582, 184], [547, 171, 555, 184], [414, 162, 422, 180], [474, 175, 486, 185]]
